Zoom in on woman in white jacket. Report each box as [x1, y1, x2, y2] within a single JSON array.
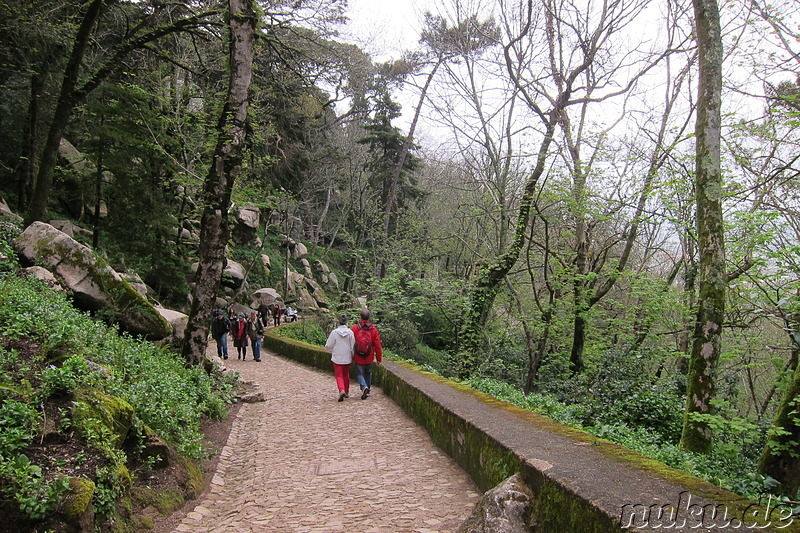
[[325, 314, 355, 402]]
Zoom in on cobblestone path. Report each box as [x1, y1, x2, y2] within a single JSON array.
[[170, 344, 480, 533]]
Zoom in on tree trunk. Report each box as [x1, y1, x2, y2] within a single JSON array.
[[758, 350, 800, 495], [18, 73, 44, 212], [25, 0, 107, 225], [680, 0, 725, 454], [182, 0, 256, 367], [383, 62, 440, 237], [455, 119, 557, 378]]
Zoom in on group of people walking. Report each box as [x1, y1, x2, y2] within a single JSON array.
[[211, 304, 383, 403], [210, 307, 268, 362], [325, 309, 383, 402]]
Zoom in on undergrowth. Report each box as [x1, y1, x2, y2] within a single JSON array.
[[0, 264, 237, 525]]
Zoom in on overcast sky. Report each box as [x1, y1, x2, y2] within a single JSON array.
[[343, 0, 429, 61]]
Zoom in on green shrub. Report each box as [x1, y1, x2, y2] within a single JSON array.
[[0, 454, 69, 520], [276, 320, 327, 346]]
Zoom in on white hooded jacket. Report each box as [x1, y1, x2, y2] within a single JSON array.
[[325, 325, 355, 364]]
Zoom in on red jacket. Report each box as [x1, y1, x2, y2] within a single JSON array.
[[351, 320, 382, 364]]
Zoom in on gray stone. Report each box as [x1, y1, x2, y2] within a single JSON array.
[[233, 205, 260, 243], [13, 222, 171, 339], [49, 220, 92, 239], [313, 260, 330, 274], [155, 306, 189, 345], [22, 266, 63, 291], [301, 258, 313, 277], [250, 288, 283, 309], [457, 474, 535, 533], [119, 271, 148, 298], [292, 241, 308, 259], [222, 259, 246, 289], [298, 287, 318, 310], [239, 392, 266, 403], [0, 197, 13, 217]]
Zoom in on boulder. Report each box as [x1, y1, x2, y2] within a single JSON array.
[[313, 260, 330, 274], [59, 477, 96, 532], [255, 287, 283, 305], [49, 220, 93, 239], [155, 307, 188, 345], [221, 259, 246, 289], [297, 287, 318, 310], [327, 271, 340, 291], [119, 271, 148, 298], [22, 266, 63, 291], [457, 474, 535, 533], [72, 389, 135, 449], [260, 254, 271, 278], [301, 258, 313, 278], [292, 241, 308, 259], [0, 197, 14, 218], [232, 205, 260, 243], [59, 137, 96, 175], [13, 222, 172, 339]]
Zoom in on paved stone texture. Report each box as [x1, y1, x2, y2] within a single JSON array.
[[171, 343, 480, 533]]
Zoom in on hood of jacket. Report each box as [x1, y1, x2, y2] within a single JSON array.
[[333, 326, 351, 337]]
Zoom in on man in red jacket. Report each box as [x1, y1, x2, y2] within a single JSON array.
[[352, 309, 383, 399]]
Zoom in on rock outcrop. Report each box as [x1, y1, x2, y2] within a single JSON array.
[[457, 474, 535, 533], [221, 259, 246, 289], [250, 287, 284, 309], [13, 222, 172, 340], [233, 205, 260, 244]]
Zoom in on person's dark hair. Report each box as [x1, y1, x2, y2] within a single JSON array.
[[360, 309, 371, 321], [338, 314, 348, 325]]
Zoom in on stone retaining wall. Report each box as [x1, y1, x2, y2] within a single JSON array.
[[264, 329, 799, 532]]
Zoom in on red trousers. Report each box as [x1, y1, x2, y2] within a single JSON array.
[[332, 363, 350, 394]]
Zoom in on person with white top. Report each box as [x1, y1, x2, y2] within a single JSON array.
[[325, 314, 355, 402]]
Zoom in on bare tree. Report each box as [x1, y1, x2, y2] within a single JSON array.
[[452, 0, 681, 378]]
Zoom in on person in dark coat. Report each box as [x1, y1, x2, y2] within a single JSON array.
[[210, 309, 231, 359]]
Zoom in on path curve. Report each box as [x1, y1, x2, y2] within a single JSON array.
[[170, 342, 480, 533]]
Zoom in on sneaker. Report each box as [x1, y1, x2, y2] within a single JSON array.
[[338, 392, 346, 402], [255, 359, 261, 362], [361, 387, 370, 400]]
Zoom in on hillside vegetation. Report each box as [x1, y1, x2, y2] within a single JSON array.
[[0, 224, 236, 532]]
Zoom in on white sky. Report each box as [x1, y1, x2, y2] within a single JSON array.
[[342, 0, 430, 61], [341, 0, 444, 137]]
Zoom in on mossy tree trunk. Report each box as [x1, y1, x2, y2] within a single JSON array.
[[680, 0, 725, 454], [182, 0, 256, 366], [455, 119, 557, 378], [758, 327, 800, 495]]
